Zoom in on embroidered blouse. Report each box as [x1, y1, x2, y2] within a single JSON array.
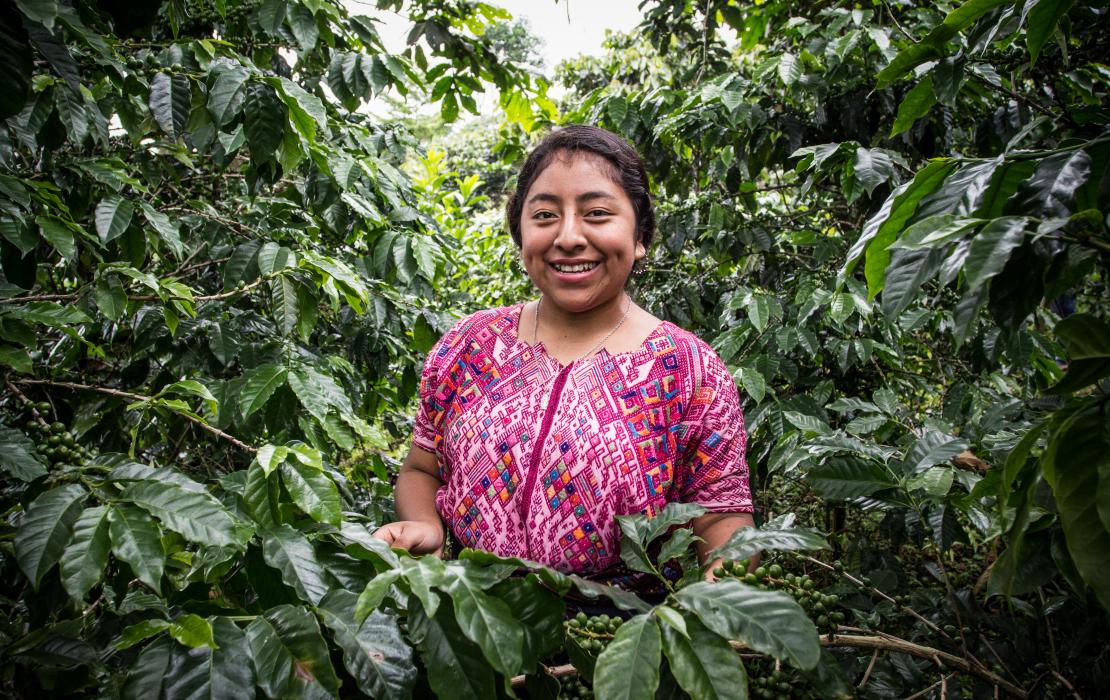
[[412, 303, 752, 574]]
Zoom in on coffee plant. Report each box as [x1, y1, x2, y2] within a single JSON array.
[[1, 0, 1108, 697]]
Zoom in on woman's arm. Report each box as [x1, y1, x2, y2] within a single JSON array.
[[692, 511, 759, 579], [371, 445, 447, 555]]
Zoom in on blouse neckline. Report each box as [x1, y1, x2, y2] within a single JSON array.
[[504, 302, 670, 369]]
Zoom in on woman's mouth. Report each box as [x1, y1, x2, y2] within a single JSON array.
[[550, 262, 599, 274]]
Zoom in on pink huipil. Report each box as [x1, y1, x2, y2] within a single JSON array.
[[412, 304, 752, 574]]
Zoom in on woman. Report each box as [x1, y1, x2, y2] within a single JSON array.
[[373, 126, 753, 580]]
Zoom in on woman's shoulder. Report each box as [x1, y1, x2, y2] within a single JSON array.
[[657, 322, 729, 372], [439, 304, 522, 341]]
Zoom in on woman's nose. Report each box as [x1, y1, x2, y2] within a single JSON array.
[[553, 214, 587, 249]]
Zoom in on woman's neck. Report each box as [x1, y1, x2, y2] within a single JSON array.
[[533, 293, 630, 346]]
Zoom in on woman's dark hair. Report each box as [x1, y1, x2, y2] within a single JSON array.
[[506, 125, 655, 250]]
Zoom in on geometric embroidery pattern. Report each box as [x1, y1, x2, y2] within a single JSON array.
[[412, 303, 752, 573]]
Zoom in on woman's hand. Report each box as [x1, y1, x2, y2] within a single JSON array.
[[372, 519, 445, 557], [373, 444, 447, 557]]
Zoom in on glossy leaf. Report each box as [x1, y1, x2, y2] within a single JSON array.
[[0, 426, 48, 481], [1026, 0, 1075, 63], [319, 590, 417, 700], [280, 460, 341, 525], [261, 524, 331, 605], [108, 503, 165, 590], [807, 457, 898, 500], [240, 363, 287, 417], [59, 505, 109, 601], [122, 479, 244, 547], [244, 82, 285, 160], [441, 562, 525, 677], [675, 580, 820, 670], [593, 614, 662, 700], [14, 483, 86, 589], [661, 614, 748, 700], [246, 604, 340, 700], [712, 523, 828, 563], [149, 72, 191, 140], [408, 594, 496, 700], [95, 195, 134, 243], [964, 216, 1028, 291]]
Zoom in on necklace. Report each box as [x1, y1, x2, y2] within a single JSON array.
[[533, 294, 633, 362]]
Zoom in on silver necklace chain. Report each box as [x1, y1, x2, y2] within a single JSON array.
[[533, 294, 633, 362]]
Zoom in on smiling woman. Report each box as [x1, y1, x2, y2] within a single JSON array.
[[373, 126, 754, 589]]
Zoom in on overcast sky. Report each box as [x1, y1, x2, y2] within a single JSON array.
[[348, 0, 643, 67], [344, 0, 644, 116]]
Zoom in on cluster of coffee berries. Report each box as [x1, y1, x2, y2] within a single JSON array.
[[714, 559, 846, 633], [564, 611, 621, 655], [748, 663, 820, 700], [557, 674, 593, 700], [19, 403, 93, 469]]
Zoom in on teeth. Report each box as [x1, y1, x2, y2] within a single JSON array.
[[553, 262, 598, 273]]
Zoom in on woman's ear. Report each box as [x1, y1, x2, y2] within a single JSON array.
[[634, 239, 646, 261]]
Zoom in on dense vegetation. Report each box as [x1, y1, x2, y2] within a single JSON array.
[[0, 0, 1107, 697]]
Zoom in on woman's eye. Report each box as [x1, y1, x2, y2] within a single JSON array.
[[532, 211, 556, 220], [586, 209, 611, 218]]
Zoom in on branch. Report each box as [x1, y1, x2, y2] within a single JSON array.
[[11, 378, 255, 453], [0, 275, 268, 305], [511, 633, 1028, 697]]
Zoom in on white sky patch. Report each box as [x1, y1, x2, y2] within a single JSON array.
[[343, 0, 643, 117]]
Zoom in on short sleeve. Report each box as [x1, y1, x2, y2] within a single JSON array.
[[411, 321, 464, 463], [674, 343, 753, 513]]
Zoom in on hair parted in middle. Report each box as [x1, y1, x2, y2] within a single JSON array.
[[505, 125, 655, 251]]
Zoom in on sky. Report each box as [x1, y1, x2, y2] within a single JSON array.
[[342, 0, 645, 117], [346, 0, 644, 70]]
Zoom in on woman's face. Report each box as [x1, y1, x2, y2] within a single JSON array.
[[519, 152, 645, 317]]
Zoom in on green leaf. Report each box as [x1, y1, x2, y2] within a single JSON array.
[[738, 367, 766, 403], [207, 64, 250, 126], [122, 480, 244, 548], [240, 363, 287, 417], [845, 159, 956, 290], [808, 457, 898, 500], [355, 570, 402, 622], [712, 524, 827, 563], [245, 604, 340, 700], [261, 524, 331, 605], [0, 426, 48, 481], [59, 505, 110, 601], [319, 590, 417, 700], [271, 275, 300, 336], [117, 619, 172, 650], [287, 364, 351, 421], [891, 76, 936, 137], [853, 147, 898, 195], [243, 461, 280, 528], [287, 4, 319, 52], [108, 503, 165, 590], [280, 460, 341, 525], [169, 614, 216, 649], [0, 345, 31, 373], [593, 614, 662, 700], [661, 614, 748, 700], [658, 528, 703, 565], [15, 0, 58, 30], [10, 301, 91, 326], [1026, 0, 1074, 63], [243, 82, 285, 160], [441, 562, 525, 677], [1046, 406, 1110, 610], [633, 501, 707, 548], [964, 216, 1028, 291], [123, 637, 172, 699], [876, 43, 943, 88], [149, 72, 191, 140], [37, 215, 77, 261], [407, 594, 496, 700], [95, 275, 128, 320], [256, 444, 291, 477], [1054, 314, 1110, 361], [138, 202, 184, 258], [1009, 149, 1091, 218], [275, 77, 327, 142], [95, 194, 135, 244], [777, 52, 802, 86], [889, 214, 983, 250], [902, 431, 970, 474], [675, 580, 820, 670], [14, 483, 86, 589]]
